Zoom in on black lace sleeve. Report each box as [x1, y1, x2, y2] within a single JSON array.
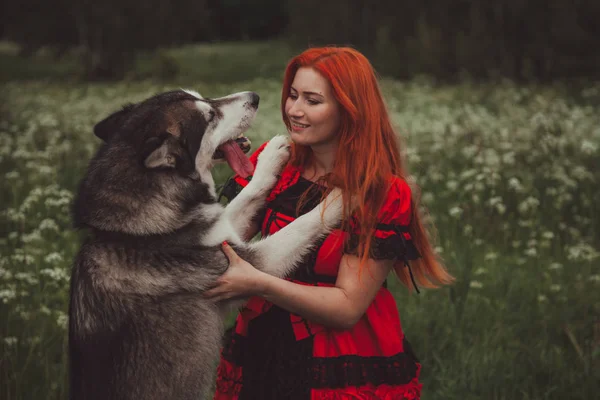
[[344, 223, 421, 261]]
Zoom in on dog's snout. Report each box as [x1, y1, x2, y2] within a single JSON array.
[[249, 92, 260, 108]]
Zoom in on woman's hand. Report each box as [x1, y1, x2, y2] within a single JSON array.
[[203, 242, 266, 302]]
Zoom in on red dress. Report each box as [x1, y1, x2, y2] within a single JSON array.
[[214, 142, 422, 400]]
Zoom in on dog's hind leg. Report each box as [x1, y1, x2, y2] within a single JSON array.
[[222, 135, 290, 239], [249, 188, 343, 278]]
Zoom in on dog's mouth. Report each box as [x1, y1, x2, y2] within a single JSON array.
[[214, 135, 254, 177]]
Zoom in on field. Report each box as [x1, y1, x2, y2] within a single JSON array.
[[1, 42, 599, 399]]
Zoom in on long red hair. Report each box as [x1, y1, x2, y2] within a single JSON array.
[[281, 47, 453, 290]]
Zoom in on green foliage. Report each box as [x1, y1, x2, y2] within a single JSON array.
[[1, 42, 599, 399]]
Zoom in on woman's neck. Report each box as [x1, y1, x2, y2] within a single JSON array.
[[303, 142, 336, 181]]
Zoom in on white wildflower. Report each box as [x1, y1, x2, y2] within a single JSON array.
[[43, 252, 64, 264], [446, 180, 459, 191], [538, 295, 547, 303], [548, 263, 563, 271], [449, 206, 463, 218], [21, 230, 42, 244], [469, 281, 483, 289], [518, 196, 540, 214], [14, 272, 39, 285], [567, 243, 600, 262], [580, 140, 598, 155], [542, 231, 555, 240], [40, 267, 68, 281], [507, 177, 523, 192], [56, 312, 68, 330], [39, 218, 59, 232], [463, 224, 473, 236], [5, 171, 20, 180], [0, 288, 17, 303], [525, 248, 538, 257]]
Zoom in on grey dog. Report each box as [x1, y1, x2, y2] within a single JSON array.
[[68, 89, 342, 400]]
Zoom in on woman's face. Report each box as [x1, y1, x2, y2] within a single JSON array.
[[285, 67, 341, 148]]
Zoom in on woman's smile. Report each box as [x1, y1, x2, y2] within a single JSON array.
[[290, 121, 310, 131]]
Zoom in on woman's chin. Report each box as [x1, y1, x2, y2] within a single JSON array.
[[289, 131, 311, 145]]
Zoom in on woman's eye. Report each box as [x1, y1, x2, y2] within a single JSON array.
[[307, 99, 320, 105], [289, 93, 298, 100]]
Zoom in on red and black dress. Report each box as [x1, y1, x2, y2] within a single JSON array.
[[214, 142, 423, 400]]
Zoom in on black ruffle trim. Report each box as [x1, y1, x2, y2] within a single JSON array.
[[310, 350, 420, 388], [344, 229, 421, 261], [222, 324, 420, 390]]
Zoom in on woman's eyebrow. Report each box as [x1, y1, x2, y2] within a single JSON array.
[[290, 86, 324, 98]]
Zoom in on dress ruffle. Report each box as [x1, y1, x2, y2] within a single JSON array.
[[311, 367, 422, 399]]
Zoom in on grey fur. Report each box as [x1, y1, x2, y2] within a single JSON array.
[[69, 90, 342, 400]]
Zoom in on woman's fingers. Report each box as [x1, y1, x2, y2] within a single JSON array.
[[204, 286, 229, 300], [221, 241, 239, 262]]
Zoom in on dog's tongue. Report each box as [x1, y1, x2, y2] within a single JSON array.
[[221, 140, 254, 177]]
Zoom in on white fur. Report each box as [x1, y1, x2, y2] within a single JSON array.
[[183, 89, 203, 99], [198, 202, 224, 223]]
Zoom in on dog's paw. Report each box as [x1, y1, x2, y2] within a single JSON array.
[[253, 135, 291, 184]]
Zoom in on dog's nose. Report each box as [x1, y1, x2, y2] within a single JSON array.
[[249, 92, 260, 108]]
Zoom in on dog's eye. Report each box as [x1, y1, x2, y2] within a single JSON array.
[[207, 110, 215, 123]]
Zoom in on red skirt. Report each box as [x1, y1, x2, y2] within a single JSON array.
[[213, 284, 421, 399]]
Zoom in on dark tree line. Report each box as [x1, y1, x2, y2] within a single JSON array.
[[3, 0, 600, 81], [287, 0, 600, 81], [2, 0, 287, 79]]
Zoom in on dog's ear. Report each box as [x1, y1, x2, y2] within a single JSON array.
[[142, 134, 178, 169], [94, 104, 135, 142]]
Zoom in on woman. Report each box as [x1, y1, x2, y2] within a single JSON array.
[[206, 47, 454, 399]]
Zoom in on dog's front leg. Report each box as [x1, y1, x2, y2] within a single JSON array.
[[249, 188, 344, 278], [222, 136, 290, 239]]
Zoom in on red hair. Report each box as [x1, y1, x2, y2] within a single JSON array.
[[281, 47, 453, 290]]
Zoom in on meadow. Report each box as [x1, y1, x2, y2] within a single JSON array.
[[1, 42, 599, 400]]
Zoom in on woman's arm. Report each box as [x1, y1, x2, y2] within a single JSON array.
[[205, 243, 392, 330]]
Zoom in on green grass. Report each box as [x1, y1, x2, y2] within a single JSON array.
[[1, 41, 599, 399]]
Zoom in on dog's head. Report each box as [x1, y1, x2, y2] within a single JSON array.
[[94, 89, 257, 178], [73, 89, 259, 235]]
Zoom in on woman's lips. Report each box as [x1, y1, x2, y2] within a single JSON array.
[[291, 121, 310, 132]]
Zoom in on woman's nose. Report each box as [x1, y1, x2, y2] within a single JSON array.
[[288, 100, 304, 117]]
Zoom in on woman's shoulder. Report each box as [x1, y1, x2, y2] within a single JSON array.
[[384, 175, 412, 204]]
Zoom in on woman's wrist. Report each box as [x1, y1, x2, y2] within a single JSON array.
[[252, 269, 273, 297]]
